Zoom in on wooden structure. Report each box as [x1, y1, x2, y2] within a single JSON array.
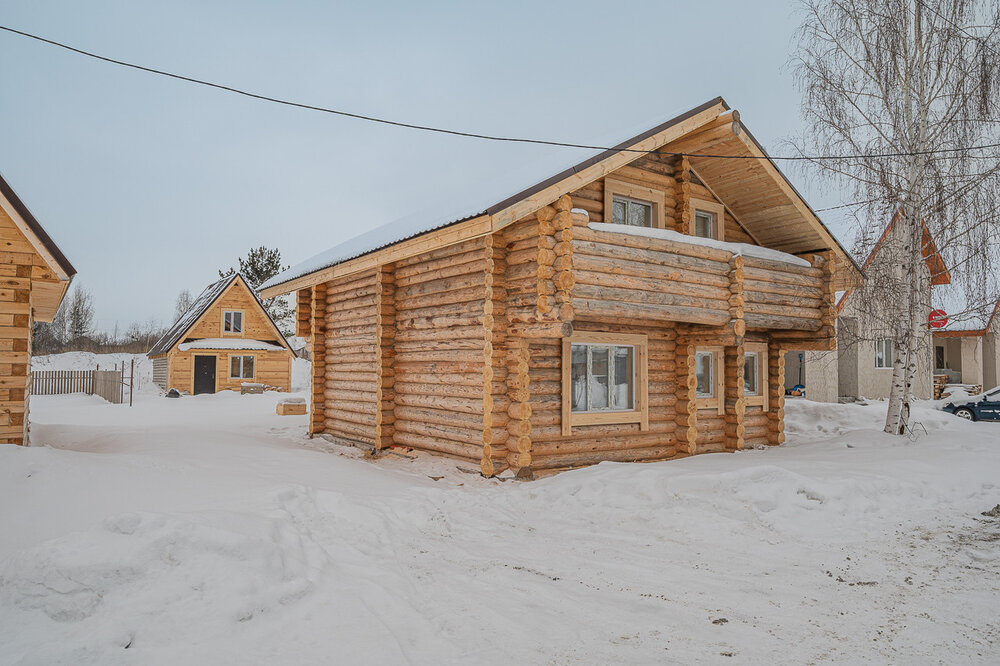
[[148, 274, 294, 394], [0, 173, 76, 445], [276, 398, 307, 416], [262, 98, 862, 476]]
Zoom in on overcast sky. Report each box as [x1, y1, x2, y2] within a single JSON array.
[[0, 0, 859, 333]]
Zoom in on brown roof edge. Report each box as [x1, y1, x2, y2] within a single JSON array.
[[0, 172, 77, 277], [485, 97, 730, 216]]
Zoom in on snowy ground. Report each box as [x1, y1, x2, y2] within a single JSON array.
[[0, 378, 998, 663]]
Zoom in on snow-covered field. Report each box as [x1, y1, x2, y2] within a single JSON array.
[[1, 363, 998, 663]]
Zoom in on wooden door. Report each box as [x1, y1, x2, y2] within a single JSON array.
[[194, 355, 217, 395]]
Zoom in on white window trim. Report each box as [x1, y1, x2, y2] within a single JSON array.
[[229, 354, 255, 380], [689, 198, 726, 241], [874, 338, 894, 369], [562, 332, 649, 436], [604, 178, 665, 229], [222, 310, 244, 336]]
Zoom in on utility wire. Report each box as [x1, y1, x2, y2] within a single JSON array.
[[4, 24, 1000, 162]]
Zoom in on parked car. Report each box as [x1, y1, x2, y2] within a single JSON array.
[[941, 386, 1000, 421]]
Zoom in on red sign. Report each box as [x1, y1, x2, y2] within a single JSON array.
[[929, 309, 948, 329]]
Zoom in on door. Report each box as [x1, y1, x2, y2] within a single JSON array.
[[193, 355, 217, 395]]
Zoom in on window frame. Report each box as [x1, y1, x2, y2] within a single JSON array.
[[229, 354, 255, 380], [562, 332, 648, 436], [743, 343, 769, 409], [222, 310, 244, 336], [689, 198, 726, 241], [695, 347, 725, 414], [874, 338, 894, 369], [604, 178, 665, 229]]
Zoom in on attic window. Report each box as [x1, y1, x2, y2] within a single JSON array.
[[604, 178, 664, 229], [690, 198, 725, 241], [223, 311, 243, 334]]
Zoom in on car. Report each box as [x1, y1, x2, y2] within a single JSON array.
[[941, 386, 1000, 421]]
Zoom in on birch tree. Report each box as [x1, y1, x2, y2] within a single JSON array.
[[792, 0, 1000, 434]]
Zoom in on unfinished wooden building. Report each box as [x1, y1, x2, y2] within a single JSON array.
[[148, 274, 294, 394], [261, 98, 862, 476], [1, 173, 76, 445]]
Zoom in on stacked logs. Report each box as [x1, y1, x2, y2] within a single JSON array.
[[729, 256, 747, 337], [674, 337, 699, 455], [525, 324, 678, 471], [766, 340, 786, 445], [572, 226, 732, 326], [481, 237, 510, 476], [391, 237, 500, 462], [503, 216, 567, 339], [675, 156, 692, 234], [505, 338, 532, 473], [742, 255, 825, 331], [323, 270, 379, 444], [552, 197, 575, 324], [723, 343, 746, 451], [375, 266, 396, 450], [296, 288, 312, 339], [309, 282, 327, 436]]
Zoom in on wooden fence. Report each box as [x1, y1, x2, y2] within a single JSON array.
[[31, 363, 134, 406]]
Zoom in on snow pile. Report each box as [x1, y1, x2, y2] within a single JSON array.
[[0, 393, 997, 663], [588, 222, 813, 267], [32, 352, 154, 393], [177, 338, 285, 352]]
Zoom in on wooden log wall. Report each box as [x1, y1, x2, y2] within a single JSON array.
[[744, 406, 770, 449], [567, 153, 679, 228], [391, 237, 496, 462], [0, 243, 35, 445], [766, 339, 785, 445], [571, 225, 733, 326], [375, 266, 396, 450], [742, 255, 825, 332], [527, 320, 679, 472], [482, 237, 509, 476], [674, 339, 698, 455], [322, 270, 378, 444], [167, 349, 291, 393], [723, 342, 746, 451], [296, 288, 311, 339], [309, 282, 328, 435]]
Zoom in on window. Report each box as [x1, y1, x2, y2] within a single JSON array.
[[571, 344, 635, 412], [223, 310, 243, 334], [689, 198, 725, 241], [696, 352, 715, 398], [694, 210, 715, 239], [875, 338, 894, 369], [695, 347, 724, 413], [230, 354, 254, 379], [562, 332, 648, 435], [603, 178, 665, 229], [743, 343, 769, 409], [744, 352, 759, 396], [612, 196, 653, 228]]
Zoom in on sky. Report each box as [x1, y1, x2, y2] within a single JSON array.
[[0, 0, 860, 333]]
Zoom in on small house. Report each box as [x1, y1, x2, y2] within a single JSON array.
[[0, 173, 76, 444], [148, 274, 294, 394], [933, 299, 1000, 391], [786, 213, 950, 401], [261, 98, 862, 476]]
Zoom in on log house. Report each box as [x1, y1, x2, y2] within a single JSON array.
[[0, 173, 76, 445], [148, 274, 294, 394], [262, 98, 863, 476]]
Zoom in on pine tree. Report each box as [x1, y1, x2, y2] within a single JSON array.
[[220, 247, 294, 335], [66, 285, 95, 342]]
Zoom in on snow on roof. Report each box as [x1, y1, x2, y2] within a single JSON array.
[[262, 99, 731, 291], [148, 275, 235, 357], [177, 338, 286, 352], [588, 222, 813, 267]]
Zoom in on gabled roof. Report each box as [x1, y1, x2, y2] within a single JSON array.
[[0, 172, 76, 279], [147, 273, 292, 357], [836, 211, 950, 312], [261, 97, 862, 297]]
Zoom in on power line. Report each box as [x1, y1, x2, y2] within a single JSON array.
[[2, 23, 1000, 162]]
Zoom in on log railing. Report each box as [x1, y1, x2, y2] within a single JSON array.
[[570, 225, 829, 333]]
